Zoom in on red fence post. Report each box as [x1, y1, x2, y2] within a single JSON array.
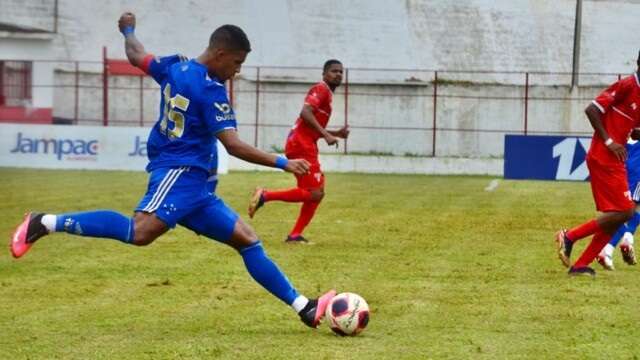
[[432, 71, 438, 157], [74, 61, 79, 124], [23, 62, 31, 100], [524, 72, 529, 136], [0, 62, 4, 106], [102, 46, 109, 126], [254, 67, 260, 148], [344, 68, 349, 154]]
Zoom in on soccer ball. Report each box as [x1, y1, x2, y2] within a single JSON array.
[[325, 292, 370, 336]]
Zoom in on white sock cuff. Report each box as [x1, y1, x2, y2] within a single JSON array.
[[41, 214, 57, 233], [604, 243, 615, 256], [291, 295, 309, 313]]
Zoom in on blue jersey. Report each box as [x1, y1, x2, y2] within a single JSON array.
[[145, 55, 236, 172], [209, 141, 218, 175], [627, 141, 640, 186]]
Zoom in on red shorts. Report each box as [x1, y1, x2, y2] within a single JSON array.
[[285, 134, 324, 190], [587, 157, 634, 212]]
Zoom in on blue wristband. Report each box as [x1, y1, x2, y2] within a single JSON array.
[[121, 26, 135, 36], [275, 156, 288, 170]]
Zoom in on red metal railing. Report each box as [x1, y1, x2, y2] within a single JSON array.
[[0, 56, 630, 157]]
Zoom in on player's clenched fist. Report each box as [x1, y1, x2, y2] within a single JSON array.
[[285, 159, 310, 175], [118, 12, 136, 33]]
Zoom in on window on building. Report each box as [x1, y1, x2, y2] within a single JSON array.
[[0, 61, 32, 107]]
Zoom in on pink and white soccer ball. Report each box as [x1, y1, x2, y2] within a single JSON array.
[[325, 292, 370, 336]]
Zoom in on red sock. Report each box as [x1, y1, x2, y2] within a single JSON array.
[[573, 231, 612, 268], [566, 220, 600, 242], [289, 201, 320, 237], [263, 188, 312, 203]]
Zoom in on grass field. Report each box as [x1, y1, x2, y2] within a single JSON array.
[[1, 168, 640, 359]]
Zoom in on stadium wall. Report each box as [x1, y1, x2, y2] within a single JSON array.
[[3, 0, 639, 174]]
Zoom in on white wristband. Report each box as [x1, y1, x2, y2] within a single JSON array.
[[604, 138, 613, 146]]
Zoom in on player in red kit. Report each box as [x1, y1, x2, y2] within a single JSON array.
[[556, 52, 640, 276], [248, 60, 349, 242]]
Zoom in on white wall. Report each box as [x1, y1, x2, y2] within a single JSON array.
[[1, 0, 638, 75]]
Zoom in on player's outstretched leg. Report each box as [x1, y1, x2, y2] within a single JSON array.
[[249, 187, 313, 219], [228, 217, 335, 327], [10, 210, 137, 258]]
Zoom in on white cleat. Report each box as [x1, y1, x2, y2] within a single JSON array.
[[596, 253, 615, 271]]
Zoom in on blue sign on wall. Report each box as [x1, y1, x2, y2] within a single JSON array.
[[504, 135, 591, 181]]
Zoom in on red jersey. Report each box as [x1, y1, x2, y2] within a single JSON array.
[[588, 73, 640, 165], [290, 81, 334, 142]]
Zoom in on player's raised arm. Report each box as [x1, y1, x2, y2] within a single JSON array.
[[216, 129, 310, 175], [118, 12, 149, 68]]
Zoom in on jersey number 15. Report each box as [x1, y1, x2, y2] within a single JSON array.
[[160, 83, 190, 139]]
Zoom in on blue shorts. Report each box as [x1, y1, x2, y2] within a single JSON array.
[[631, 180, 640, 203], [135, 166, 238, 242]]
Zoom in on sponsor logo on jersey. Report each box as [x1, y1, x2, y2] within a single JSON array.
[[10, 132, 98, 160], [214, 102, 235, 121]]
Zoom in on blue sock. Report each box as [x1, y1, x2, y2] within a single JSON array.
[[608, 225, 628, 248], [55, 210, 134, 244], [609, 212, 640, 247], [626, 212, 640, 234], [240, 241, 299, 305]]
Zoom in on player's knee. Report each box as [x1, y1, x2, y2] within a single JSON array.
[[131, 212, 165, 246], [132, 231, 157, 246], [228, 219, 259, 251], [310, 188, 324, 202]]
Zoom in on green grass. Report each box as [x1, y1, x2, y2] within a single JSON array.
[[1, 168, 639, 359]]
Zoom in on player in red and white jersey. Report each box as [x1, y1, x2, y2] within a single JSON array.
[[556, 52, 640, 276], [248, 60, 350, 242]]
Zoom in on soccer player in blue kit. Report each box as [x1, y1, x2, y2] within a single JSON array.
[[597, 141, 640, 270], [10, 12, 336, 329]]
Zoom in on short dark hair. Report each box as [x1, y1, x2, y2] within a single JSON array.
[[209, 25, 251, 52], [323, 59, 342, 73]]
